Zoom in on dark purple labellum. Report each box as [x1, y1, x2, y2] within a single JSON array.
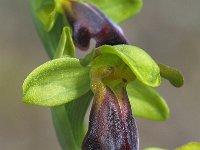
[[82, 86, 139, 150], [63, 1, 128, 50]]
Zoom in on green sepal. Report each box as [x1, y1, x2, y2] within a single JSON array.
[[143, 142, 200, 150], [54, 27, 75, 58], [143, 147, 167, 150], [175, 142, 200, 150], [30, 0, 66, 59], [159, 63, 184, 87], [23, 57, 90, 106], [94, 45, 161, 87], [127, 80, 169, 121], [83, 0, 143, 24], [51, 91, 93, 150]]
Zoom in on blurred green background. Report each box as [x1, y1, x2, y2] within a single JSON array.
[[0, 0, 200, 149]]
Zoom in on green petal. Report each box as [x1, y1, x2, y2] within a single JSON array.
[[127, 80, 169, 121], [176, 142, 200, 150], [82, 0, 143, 24], [23, 57, 90, 106], [54, 27, 75, 58], [159, 63, 184, 87], [96, 45, 161, 87], [51, 91, 93, 150]]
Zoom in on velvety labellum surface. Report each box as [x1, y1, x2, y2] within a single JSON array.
[[82, 86, 138, 150]]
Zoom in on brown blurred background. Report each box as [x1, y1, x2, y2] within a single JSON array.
[[0, 0, 200, 149]]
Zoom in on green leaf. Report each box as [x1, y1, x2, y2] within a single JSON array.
[[143, 147, 167, 150], [96, 45, 161, 87], [54, 27, 75, 58], [36, 0, 58, 31], [127, 80, 169, 121], [30, 0, 66, 59], [51, 91, 93, 150], [176, 142, 200, 150], [23, 57, 90, 106], [82, 0, 143, 24], [159, 63, 184, 87]]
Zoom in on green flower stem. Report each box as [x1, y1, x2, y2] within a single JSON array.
[[50, 50, 91, 149], [49, 26, 92, 149], [51, 91, 93, 150]]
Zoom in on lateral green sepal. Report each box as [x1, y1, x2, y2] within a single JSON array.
[[127, 80, 169, 121], [175, 142, 200, 150], [143, 147, 167, 150], [23, 57, 90, 106]]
